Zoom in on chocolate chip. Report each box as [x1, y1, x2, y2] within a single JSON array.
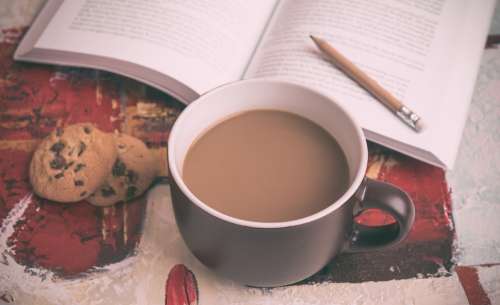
[[74, 180, 84, 186], [74, 163, 86, 172], [126, 186, 138, 200], [64, 161, 74, 170], [118, 144, 126, 150], [80, 191, 87, 197], [83, 126, 91, 134], [54, 172, 64, 179], [78, 141, 86, 157], [50, 141, 65, 154], [101, 186, 116, 197], [112, 159, 126, 176], [56, 127, 63, 137], [126, 170, 138, 184], [50, 155, 66, 170]]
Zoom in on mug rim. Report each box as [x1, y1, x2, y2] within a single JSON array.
[[168, 79, 368, 229]]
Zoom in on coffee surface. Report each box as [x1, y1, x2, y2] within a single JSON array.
[[182, 110, 350, 222]]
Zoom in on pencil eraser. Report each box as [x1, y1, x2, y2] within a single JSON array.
[[415, 119, 425, 132]]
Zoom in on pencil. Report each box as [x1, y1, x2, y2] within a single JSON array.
[[310, 35, 424, 132]]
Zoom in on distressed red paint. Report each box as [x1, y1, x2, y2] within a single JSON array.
[[165, 264, 199, 305], [1, 33, 120, 141], [0, 146, 148, 275], [0, 149, 33, 222], [358, 153, 453, 242], [2, 25, 455, 285], [0, 28, 168, 277], [9, 197, 101, 274], [378, 153, 453, 242], [456, 266, 492, 305]]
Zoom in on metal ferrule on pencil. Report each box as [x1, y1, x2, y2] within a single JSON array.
[[396, 105, 421, 131]]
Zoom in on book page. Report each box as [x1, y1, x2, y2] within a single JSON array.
[[245, 0, 495, 168], [34, 0, 277, 94]]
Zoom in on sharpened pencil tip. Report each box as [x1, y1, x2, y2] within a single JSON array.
[[310, 35, 320, 45]]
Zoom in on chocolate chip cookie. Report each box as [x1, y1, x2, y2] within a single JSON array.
[[88, 133, 158, 206], [30, 123, 118, 202]]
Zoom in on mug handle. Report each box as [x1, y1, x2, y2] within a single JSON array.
[[345, 178, 415, 253]]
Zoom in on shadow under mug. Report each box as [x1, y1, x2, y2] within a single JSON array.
[[168, 79, 415, 287]]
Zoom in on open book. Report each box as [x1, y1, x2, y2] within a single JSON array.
[[15, 0, 496, 169]]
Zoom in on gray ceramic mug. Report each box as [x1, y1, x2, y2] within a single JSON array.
[[168, 80, 415, 287]]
